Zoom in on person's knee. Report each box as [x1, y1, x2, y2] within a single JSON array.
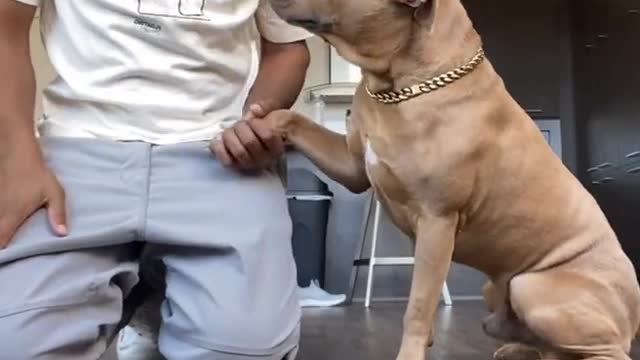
[[0, 307, 108, 360], [0, 311, 39, 359], [159, 320, 300, 359], [165, 310, 300, 351]]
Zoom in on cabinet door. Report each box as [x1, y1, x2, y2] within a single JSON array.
[[462, 0, 563, 117], [579, 0, 621, 176], [582, 0, 640, 271], [608, 1, 640, 168], [616, 166, 640, 273], [615, 0, 640, 271]]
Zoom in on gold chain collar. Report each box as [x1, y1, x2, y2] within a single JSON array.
[[365, 48, 486, 104]]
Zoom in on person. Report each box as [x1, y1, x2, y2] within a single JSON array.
[[0, 0, 312, 359]]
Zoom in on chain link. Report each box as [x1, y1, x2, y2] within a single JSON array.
[[366, 48, 486, 104]]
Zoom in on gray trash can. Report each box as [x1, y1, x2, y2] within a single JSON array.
[[286, 168, 333, 288]]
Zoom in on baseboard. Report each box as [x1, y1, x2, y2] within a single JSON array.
[[350, 295, 484, 303]]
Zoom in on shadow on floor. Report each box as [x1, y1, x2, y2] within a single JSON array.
[[298, 301, 640, 360], [104, 301, 640, 359]]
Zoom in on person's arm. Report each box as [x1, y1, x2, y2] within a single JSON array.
[[211, 3, 312, 171], [213, 39, 309, 169], [243, 39, 310, 116], [0, 1, 67, 248], [0, 1, 39, 146], [212, 39, 310, 170]]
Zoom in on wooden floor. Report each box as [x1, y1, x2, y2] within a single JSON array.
[[298, 301, 640, 360]]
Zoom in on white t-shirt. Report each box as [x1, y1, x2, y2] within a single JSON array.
[[16, 0, 311, 144]]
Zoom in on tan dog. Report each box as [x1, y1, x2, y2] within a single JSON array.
[[262, 0, 640, 359]]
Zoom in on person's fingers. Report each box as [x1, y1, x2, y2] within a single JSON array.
[[0, 187, 51, 248], [0, 213, 21, 249], [222, 127, 254, 169], [242, 109, 258, 122], [234, 121, 269, 166], [248, 99, 276, 119], [249, 103, 266, 118], [248, 118, 284, 157], [44, 179, 68, 236], [209, 138, 233, 166]]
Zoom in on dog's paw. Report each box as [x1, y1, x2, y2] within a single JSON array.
[[482, 314, 503, 338], [395, 334, 429, 360], [493, 343, 542, 360]]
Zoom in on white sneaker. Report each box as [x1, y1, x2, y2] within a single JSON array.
[[117, 294, 164, 360], [298, 279, 346, 308]]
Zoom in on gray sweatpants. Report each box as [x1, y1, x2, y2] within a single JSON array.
[[0, 137, 301, 360]]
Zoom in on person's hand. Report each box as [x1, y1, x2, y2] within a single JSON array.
[[0, 146, 67, 248], [209, 100, 285, 171], [243, 100, 274, 122]]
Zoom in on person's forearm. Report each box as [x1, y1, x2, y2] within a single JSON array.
[[245, 39, 310, 112], [0, 5, 39, 153], [0, 44, 38, 146]]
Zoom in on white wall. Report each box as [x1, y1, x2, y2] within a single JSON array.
[[291, 36, 330, 115], [291, 37, 353, 134]]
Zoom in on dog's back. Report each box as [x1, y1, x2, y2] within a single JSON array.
[[450, 57, 640, 357]]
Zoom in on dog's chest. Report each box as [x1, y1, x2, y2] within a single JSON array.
[[362, 137, 416, 231], [364, 139, 381, 168], [362, 138, 405, 189]]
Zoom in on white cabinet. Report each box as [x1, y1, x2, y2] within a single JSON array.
[[329, 47, 361, 84]]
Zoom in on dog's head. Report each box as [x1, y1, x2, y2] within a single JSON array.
[[268, 0, 476, 74]]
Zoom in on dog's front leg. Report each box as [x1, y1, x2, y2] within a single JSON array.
[[263, 110, 370, 193], [396, 214, 457, 360]]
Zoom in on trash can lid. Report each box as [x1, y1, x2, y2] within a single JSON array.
[[286, 193, 333, 201], [286, 168, 333, 197]]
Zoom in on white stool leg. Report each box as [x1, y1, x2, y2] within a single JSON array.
[[441, 282, 453, 306], [364, 198, 382, 308]]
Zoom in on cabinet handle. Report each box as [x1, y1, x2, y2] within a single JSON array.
[[526, 109, 543, 114], [591, 181, 601, 185], [599, 177, 615, 183], [627, 166, 640, 174], [629, 9, 639, 14], [597, 34, 609, 40], [625, 151, 640, 159], [587, 166, 600, 173], [597, 162, 614, 169]]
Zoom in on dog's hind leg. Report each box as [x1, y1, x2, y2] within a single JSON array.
[[482, 280, 543, 360], [508, 271, 634, 360], [484, 305, 544, 360], [493, 343, 542, 360], [482, 306, 537, 343], [482, 279, 538, 342], [483, 280, 502, 313]]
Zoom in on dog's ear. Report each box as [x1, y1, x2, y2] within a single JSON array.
[[414, 0, 440, 33], [393, 0, 439, 32], [394, 0, 427, 8]]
